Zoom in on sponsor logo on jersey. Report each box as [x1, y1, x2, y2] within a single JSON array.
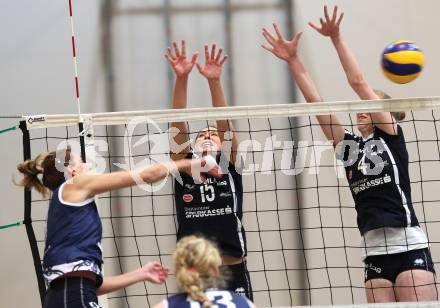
[[185, 184, 196, 190], [185, 205, 233, 218], [216, 180, 228, 186], [235, 287, 246, 296], [366, 263, 382, 274], [351, 174, 392, 195], [182, 194, 193, 202], [414, 258, 425, 266], [219, 192, 232, 197]]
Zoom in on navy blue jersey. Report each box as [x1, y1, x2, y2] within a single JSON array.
[[165, 289, 253, 308], [43, 182, 103, 283], [340, 125, 418, 234], [174, 154, 246, 258]]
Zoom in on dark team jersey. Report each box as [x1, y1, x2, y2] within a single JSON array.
[[43, 182, 103, 284], [174, 153, 246, 257], [165, 289, 253, 308], [340, 125, 418, 235]]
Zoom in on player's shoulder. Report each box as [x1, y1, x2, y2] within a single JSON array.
[[373, 124, 406, 147], [165, 293, 189, 307], [205, 289, 252, 306], [343, 129, 361, 142]]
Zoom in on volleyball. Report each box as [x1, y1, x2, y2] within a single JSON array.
[[381, 40, 424, 84]]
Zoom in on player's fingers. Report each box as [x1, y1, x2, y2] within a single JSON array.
[[164, 54, 174, 65], [215, 48, 223, 63], [292, 31, 303, 44], [308, 21, 320, 32], [210, 43, 216, 60], [167, 47, 175, 60], [261, 44, 274, 53], [337, 12, 344, 26], [172, 41, 181, 58], [332, 6, 338, 23], [219, 55, 228, 66], [204, 44, 209, 62], [196, 62, 203, 73], [191, 51, 199, 64], [262, 30, 276, 46], [273, 22, 285, 40], [181, 39, 186, 56], [324, 5, 330, 23]]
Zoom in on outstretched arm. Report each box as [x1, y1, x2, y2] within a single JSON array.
[[166, 40, 199, 160], [97, 261, 169, 295], [197, 44, 239, 163], [261, 23, 345, 144], [309, 6, 397, 135], [63, 158, 222, 201]]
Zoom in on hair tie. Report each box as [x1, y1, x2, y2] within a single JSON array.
[[32, 167, 43, 176], [187, 267, 198, 273]]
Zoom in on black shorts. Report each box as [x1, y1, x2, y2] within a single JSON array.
[[364, 248, 435, 283], [44, 277, 102, 308], [222, 261, 253, 301]]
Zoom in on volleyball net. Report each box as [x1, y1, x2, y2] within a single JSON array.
[[20, 97, 440, 307]]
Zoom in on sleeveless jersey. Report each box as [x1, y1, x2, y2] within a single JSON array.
[[174, 154, 246, 257], [43, 182, 103, 284], [165, 289, 253, 308], [340, 125, 419, 235]]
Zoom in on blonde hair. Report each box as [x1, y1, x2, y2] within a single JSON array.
[[16, 148, 72, 197], [373, 89, 406, 122], [174, 236, 223, 308]]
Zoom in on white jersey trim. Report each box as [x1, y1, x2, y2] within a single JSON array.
[[58, 182, 94, 207], [379, 137, 411, 226], [228, 172, 245, 257], [362, 226, 429, 258], [43, 259, 102, 284]]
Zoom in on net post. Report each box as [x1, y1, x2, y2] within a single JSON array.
[[78, 121, 87, 163], [19, 120, 46, 307]]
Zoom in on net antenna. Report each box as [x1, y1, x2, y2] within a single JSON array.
[[67, 0, 87, 162], [67, 1, 109, 307]]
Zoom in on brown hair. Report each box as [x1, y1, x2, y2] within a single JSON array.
[[174, 236, 224, 308], [16, 148, 72, 197], [373, 89, 406, 121]]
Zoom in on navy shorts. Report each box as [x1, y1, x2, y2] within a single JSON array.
[[44, 277, 102, 308], [364, 248, 435, 283], [222, 261, 253, 301]]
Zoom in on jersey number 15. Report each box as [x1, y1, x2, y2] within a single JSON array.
[[200, 183, 215, 203]]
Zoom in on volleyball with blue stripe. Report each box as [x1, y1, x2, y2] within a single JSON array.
[[382, 40, 424, 84]]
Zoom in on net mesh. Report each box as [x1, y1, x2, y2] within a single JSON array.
[[23, 98, 440, 307]]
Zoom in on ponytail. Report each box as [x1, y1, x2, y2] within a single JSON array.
[[177, 267, 212, 307], [391, 111, 406, 122], [373, 89, 406, 122], [174, 236, 224, 307], [17, 153, 48, 196], [16, 148, 72, 196]]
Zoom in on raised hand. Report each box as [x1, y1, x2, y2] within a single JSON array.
[[308, 5, 344, 38], [165, 40, 199, 77], [196, 44, 228, 81], [261, 22, 303, 63], [138, 261, 170, 284]]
